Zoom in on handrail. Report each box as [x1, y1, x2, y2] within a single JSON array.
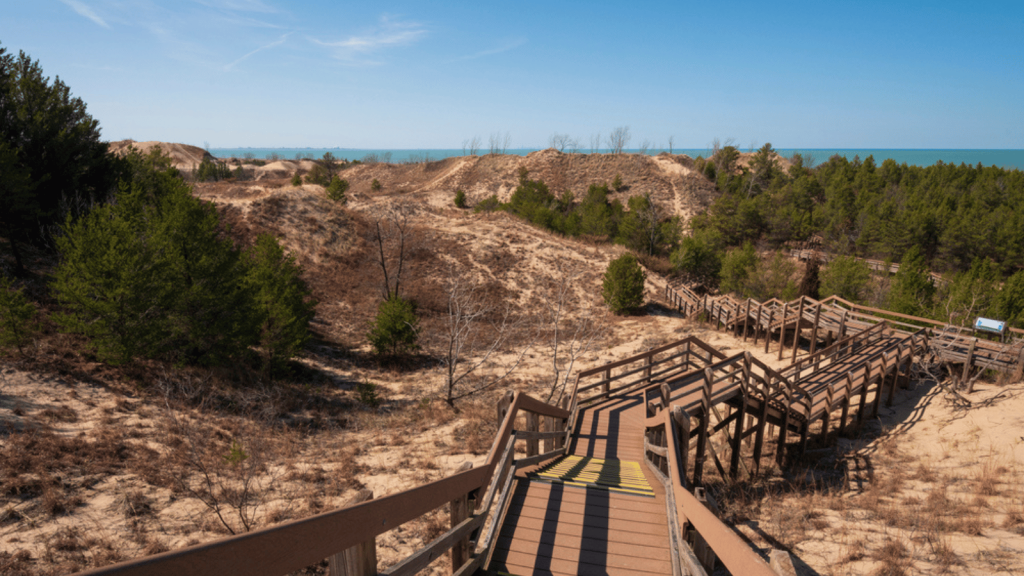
[[649, 406, 780, 576], [82, 391, 569, 576]]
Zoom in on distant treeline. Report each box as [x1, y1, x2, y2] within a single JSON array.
[[681, 144, 1024, 328]]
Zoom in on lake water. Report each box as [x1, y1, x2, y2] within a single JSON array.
[[208, 148, 1024, 170]]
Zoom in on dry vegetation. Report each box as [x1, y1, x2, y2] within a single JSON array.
[[3, 146, 1023, 575]]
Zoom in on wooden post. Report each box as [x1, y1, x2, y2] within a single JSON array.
[[694, 369, 714, 487], [603, 368, 611, 395], [839, 311, 847, 341], [730, 360, 749, 479], [525, 412, 539, 457], [543, 415, 555, 453], [826, 330, 834, 349], [660, 383, 671, 409], [790, 298, 805, 360], [752, 372, 771, 474], [672, 405, 691, 485], [645, 353, 654, 382], [450, 462, 474, 572], [496, 391, 513, 422], [964, 338, 977, 393], [764, 308, 776, 354], [754, 302, 764, 345], [329, 490, 377, 576], [744, 299, 752, 341], [840, 373, 853, 433], [856, 367, 869, 425], [776, 387, 791, 467], [777, 303, 789, 361], [820, 384, 833, 445], [871, 362, 884, 419], [886, 348, 901, 407], [1014, 347, 1024, 383], [809, 304, 822, 355]]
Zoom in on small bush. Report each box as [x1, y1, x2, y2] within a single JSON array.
[[0, 276, 36, 353], [612, 173, 623, 191], [367, 296, 420, 357], [603, 253, 647, 314], [290, 173, 301, 186], [454, 189, 467, 209], [371, 179, 382, 191], [473, 195, 501, 213], [326, 177, 349, 203]]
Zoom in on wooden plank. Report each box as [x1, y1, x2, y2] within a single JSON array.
[[515, 447, 565, 469], [495, 529, 670, 558], [382, 514, 485, 576], [449, 462, 473, 573], [493, 544, 673, 576]]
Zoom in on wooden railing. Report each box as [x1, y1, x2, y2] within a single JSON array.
[[80, 392, 570, 576], [644, 405, 795, 576]]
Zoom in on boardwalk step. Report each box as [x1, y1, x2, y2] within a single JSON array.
[[527, 455, 655, 497]]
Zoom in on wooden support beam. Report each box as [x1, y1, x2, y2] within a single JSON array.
[[449, 463, 473, 572], [764, 308, 776, 354], [809, 304, 822, 355], [754, 302, 764, 345], [870, 363, 883, 419], [798, 420, 810, 458], [694, 369, 714, 487], [776, 389, 791, 468], [791, 299, 806, 360], [856, 367, 869, 424], [752, 373, 771, 474], [819, 385, 833, 446], [840, 373, 853, 433], [744, 300, 752, 341], [603, 368, 611, 395], [839, 311, 847, 341], [885, 348, 900, 407], [329, 490, 377, 576], [543, 415, 555, 453], [525, 412, 539, 457], [671, 406, 691, 487], [730, 369, 748, 480], [777, 302, 789, 361], [964, 338, 978, 393]]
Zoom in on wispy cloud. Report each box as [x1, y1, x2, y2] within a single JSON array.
[[60, 0, 110, 28], [225, 32, 292, 70], [310, 15, 426, 65], [454, 38, 526, 61], [192, 0, 277, 13]]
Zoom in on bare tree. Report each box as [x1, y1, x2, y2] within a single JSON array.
[[488, 133, 499, 155], [638, 139, 651, 156], [369, 204, 412, 300], [568, 137, 581, 155], [437, 266, 533, 408], [469, 136, 480, 156], [160, 376, 286, 535], [668, 136, 674, 154], [537, 263, 604, 403], [590, 133, 601, 154], [501, 132, 511, 154], [549, 133, 571, 152], [607, 126, 631, 155]]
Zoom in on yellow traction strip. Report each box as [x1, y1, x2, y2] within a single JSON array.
[[526, 455, 655, 497]]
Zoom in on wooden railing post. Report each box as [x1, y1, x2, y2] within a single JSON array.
[[743, 299, 752, 341], [525, 412, 539, 457], [964, 338, 977, 393], [809, 304, 821, 355], [764, 308, 775, 354], [328, 490, 377, 576], [671, 405, 691, 487], [603, 368, 611, 395], [777, 303, 789, 361], [754, 302, 764, 345], [790, 298, 805, 360], [450, 462, 474, 572]]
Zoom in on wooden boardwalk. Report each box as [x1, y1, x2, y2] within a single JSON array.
[[491, 393, 674, 576]]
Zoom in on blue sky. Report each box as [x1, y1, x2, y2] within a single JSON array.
[[3, 0, 1022, 149]]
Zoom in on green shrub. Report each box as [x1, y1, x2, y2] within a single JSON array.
[[612, 173, 623, 191], [371, 179, 382, 191], [820, 255, 871, 303], [194, 158, 232, 182], [454, 189, 467, 208], [474, 195, 501, 213], [244, 234, 317, 369], [53, 149, 314, 368], [326, 177, 349, 203], [0, 276, 36, 354], [719, 243, 758, 296], [290, 173, 302, 186], [367, 296, 420, 357], [670, 235, 722, 293], [603, 253, 647, 314]]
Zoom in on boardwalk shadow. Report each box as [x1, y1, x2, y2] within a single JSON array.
[[570, 394, 643, 460]]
